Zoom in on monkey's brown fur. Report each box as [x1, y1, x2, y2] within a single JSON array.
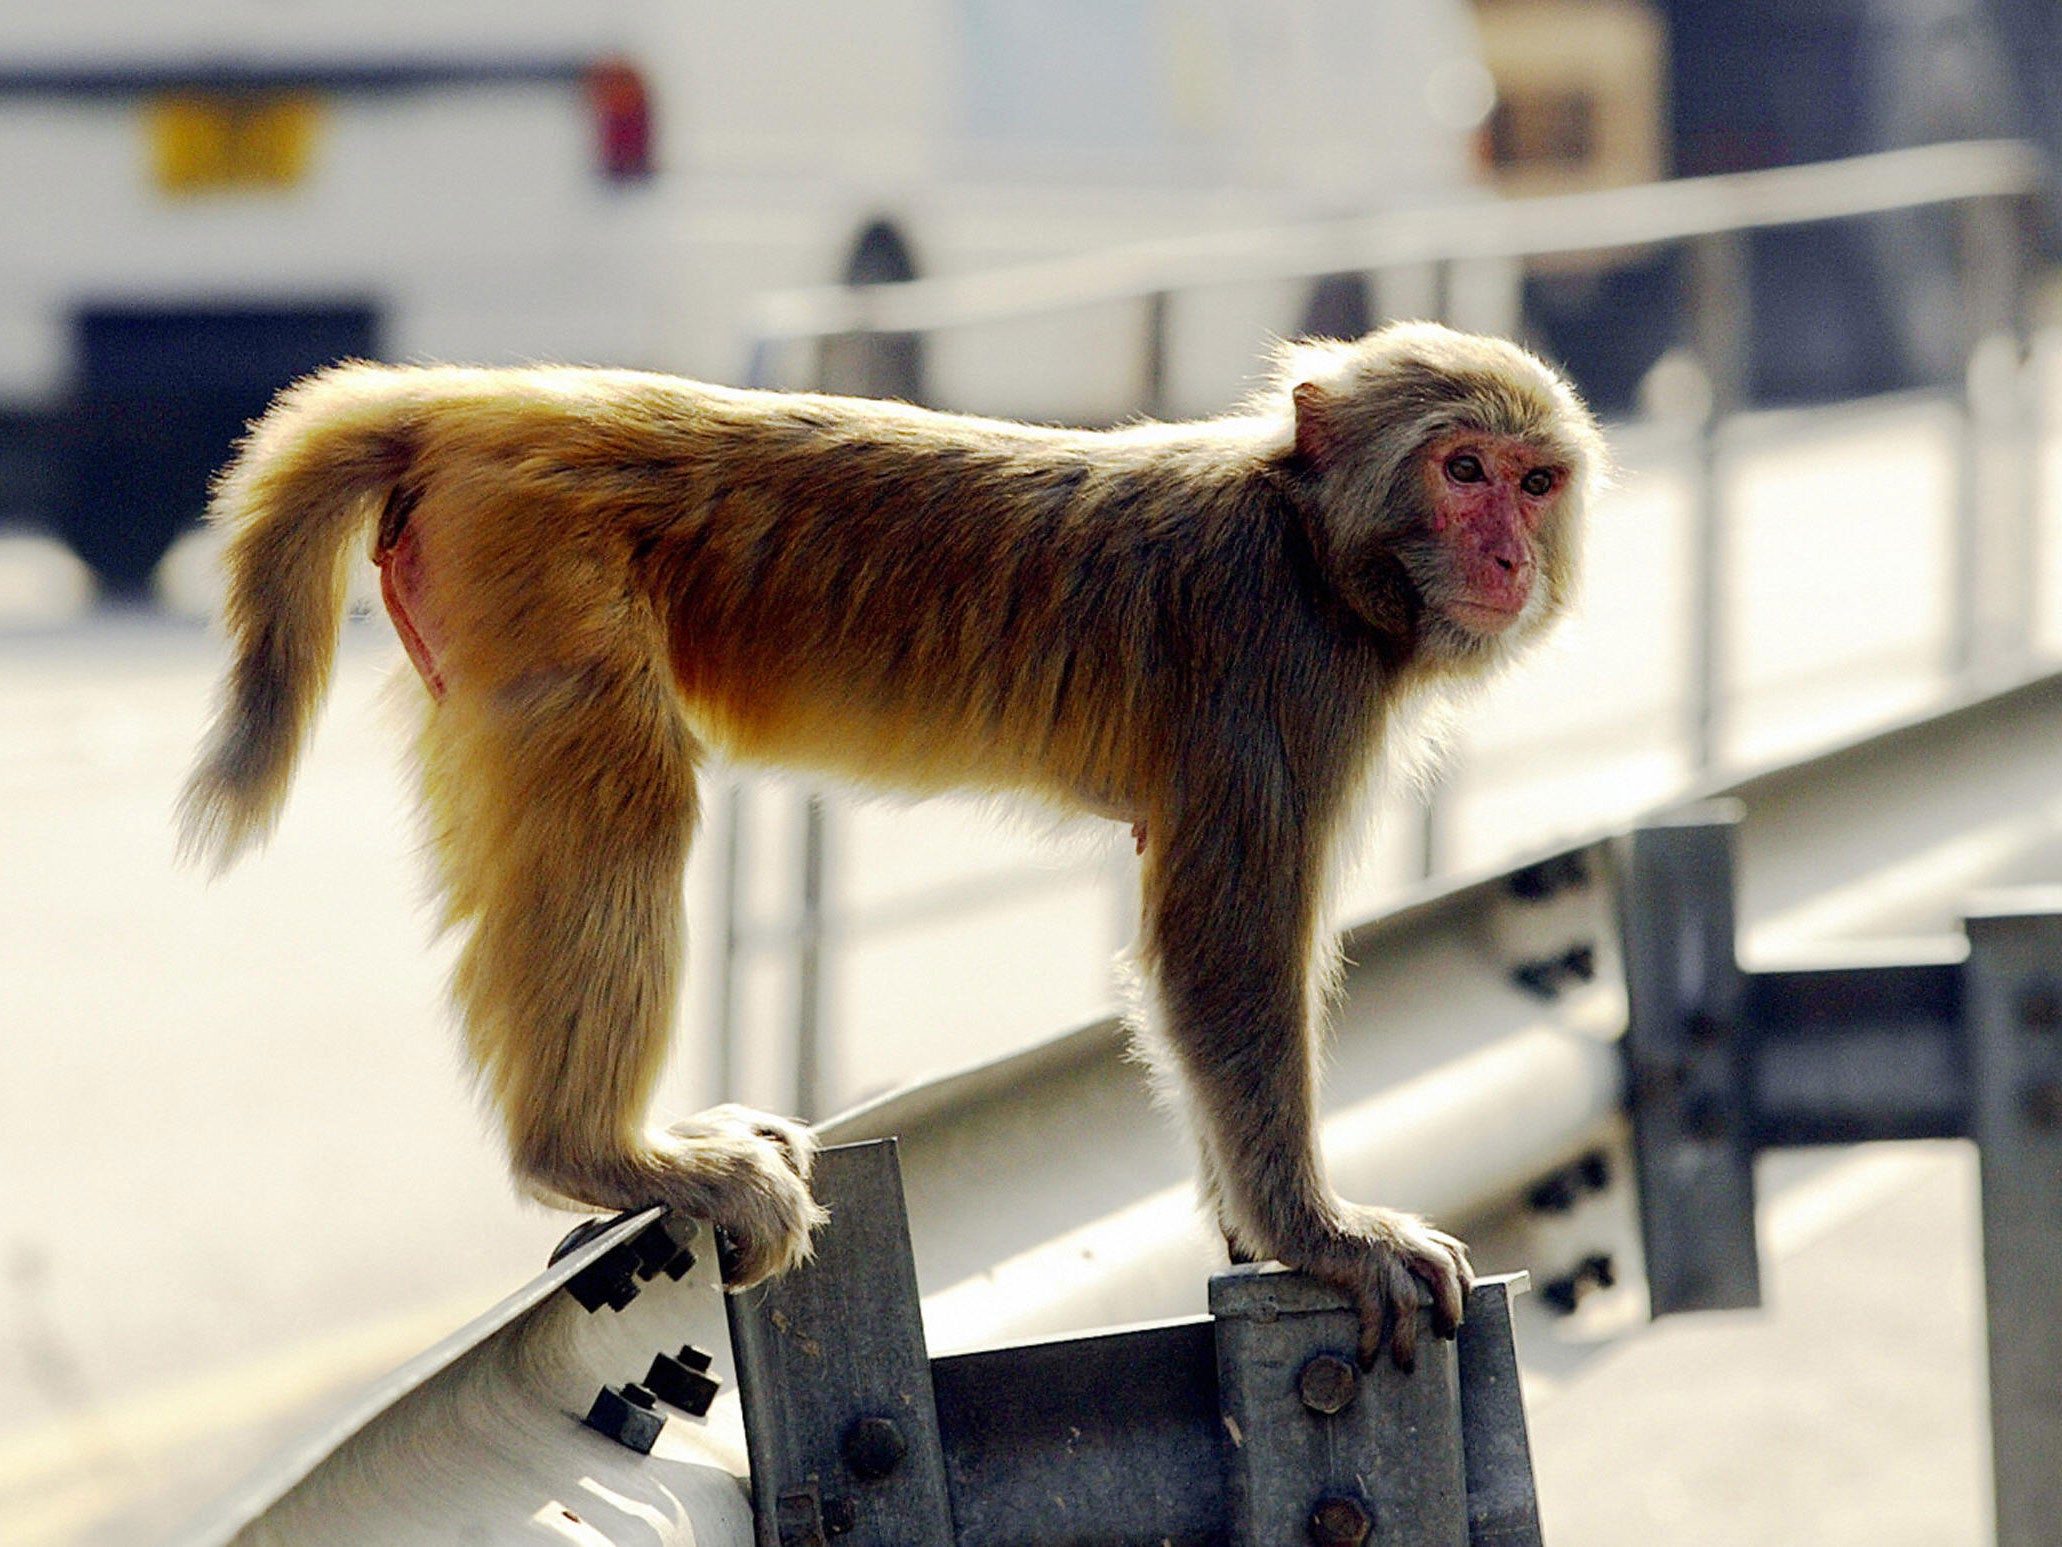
[[181, 322, 1602, 1366]]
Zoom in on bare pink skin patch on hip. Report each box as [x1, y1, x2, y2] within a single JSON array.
[[375, 518, 448, 700]]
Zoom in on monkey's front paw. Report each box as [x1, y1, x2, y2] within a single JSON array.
[[654, 1105, 827, 1288], [1289, 1205, 1474, 1372]]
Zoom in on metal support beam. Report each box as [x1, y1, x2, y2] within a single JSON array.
[[1456, 1276, 1544, 1547], [727, 1141, 956, 1547], [1963, 902, 2062, 1547], [1213, 1266, 1466, 1547], [931, 1318, 1225, 1547], [1614, 806, 1759, 1313]]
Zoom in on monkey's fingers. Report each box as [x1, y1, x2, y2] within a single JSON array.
[[1351, 1251, 1434, 1371], [696, 1102, 820, 1183], [1329, 1208, 1475, 1371], [1415, 1225, 1474, 1341]]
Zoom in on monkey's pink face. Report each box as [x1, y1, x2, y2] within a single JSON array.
[[1419, 430, 1566, 636]]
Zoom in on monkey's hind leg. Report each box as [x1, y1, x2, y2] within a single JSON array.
[[420, 655, 824, 1285]]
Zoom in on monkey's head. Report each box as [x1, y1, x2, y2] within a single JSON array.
[[1278, 322, 1605, 671]]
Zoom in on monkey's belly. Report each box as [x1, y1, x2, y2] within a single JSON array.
[[678, 680, 1116, 816]]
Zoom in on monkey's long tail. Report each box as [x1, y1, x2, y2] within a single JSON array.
[[178, 364, 421, 874]]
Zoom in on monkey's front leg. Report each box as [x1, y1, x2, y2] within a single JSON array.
[[1143, 822, 1473, 1369]]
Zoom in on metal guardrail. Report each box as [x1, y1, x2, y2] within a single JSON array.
[[728, 1142, 1542, 1547], [747, 140, 2041, 342]]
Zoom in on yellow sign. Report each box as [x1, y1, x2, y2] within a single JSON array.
[[148, 92, 323, 195]]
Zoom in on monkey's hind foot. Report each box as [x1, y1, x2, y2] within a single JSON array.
[[1290, 1204, 1475, 1373], [647, 1104, 826, 1288], [526, 1106, 825, 1290]]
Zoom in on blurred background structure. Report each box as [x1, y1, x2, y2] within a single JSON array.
[[4, 1, 2061, 1543]]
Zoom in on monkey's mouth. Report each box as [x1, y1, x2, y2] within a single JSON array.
[[1443, 597, 1527, 636]]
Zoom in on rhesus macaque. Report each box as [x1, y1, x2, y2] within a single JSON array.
[[181, 322, 1602, 1368]]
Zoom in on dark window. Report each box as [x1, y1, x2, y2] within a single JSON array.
[[65, 303, 379, 591]]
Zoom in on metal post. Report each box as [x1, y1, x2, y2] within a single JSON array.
[[1961, 899, 2062, 1547], [729, 1150, 1545, 1547], [1419, 787, 1443, 882], [1142, 290, 1171, 420], [715, 779, 746, 1102], [795, 792, 828, 1121], [1456, 1275, 1544, 1547], [1951, 193, 2033, 686], [1213, 1265, 1467, 1547], [728, 1142, 956, 1547], [1685, 231, 1747, 774], [1614, 805, 1761, 1313]]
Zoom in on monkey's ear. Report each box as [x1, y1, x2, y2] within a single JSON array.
[[1291, 380, 1334, 463]]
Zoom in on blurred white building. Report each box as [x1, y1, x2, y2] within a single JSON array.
[[0, 0, 1494, 587]]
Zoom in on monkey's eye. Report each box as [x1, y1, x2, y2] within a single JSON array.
[[1444, 453, 1485, 484], [1520, 468, 1558, 498]]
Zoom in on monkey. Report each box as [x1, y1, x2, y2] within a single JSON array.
[[179, 321, 1602, 1369]]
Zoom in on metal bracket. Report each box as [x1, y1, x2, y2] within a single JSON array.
[[1617, 810, 2062, 1543], [729, 1140, 1545, 1547], [726, 1140, 956, 1547], [1213, 1266, 1464, 1546]]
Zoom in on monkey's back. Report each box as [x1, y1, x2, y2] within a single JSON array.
[[430, 373, 1298, 809]]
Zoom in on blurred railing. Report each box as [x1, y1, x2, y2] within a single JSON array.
[[708, 141, 2051, 1120]]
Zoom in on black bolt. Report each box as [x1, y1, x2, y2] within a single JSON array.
[[821, 1496, 858, 1537], [2020, 981, 2062, 1033], [1681, 1091, 1730, 1142], [660, 1245, 698, 1281], [645, 1347, 722, 1416], [1686, 1010, 1729, 1045], [1540, 1252, 1617, 1314], [566, 1243, 644, 1313], [632, 1223, 684, 1281], [842, 1415, 907, 1481], [776, 1490, 826, 1547], [1298, 1353, 1359, 1415], [2022, 1078, 2062, 1131], [1509, 851, 1588, 902], [1528, 1173, 1579, 1214], [583, 1382, 665, 1453], [1308, 1494, 1372, 1546], [1561, 942, 1597, 982]]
